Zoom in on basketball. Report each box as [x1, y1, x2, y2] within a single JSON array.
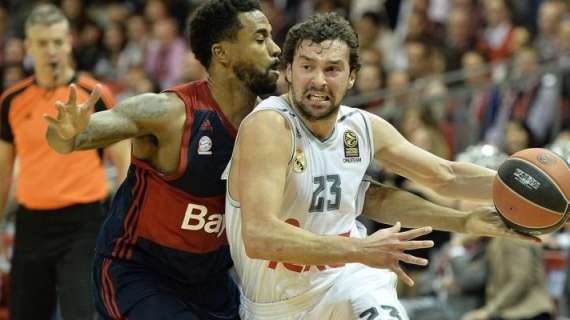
[[493, 148, 570, 235]]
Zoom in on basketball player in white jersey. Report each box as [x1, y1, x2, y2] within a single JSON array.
[[225, 13, 537, 320]]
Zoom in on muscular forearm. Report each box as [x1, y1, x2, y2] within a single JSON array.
[[244, 218, 362, 266], [363, 182, 467, 233], [434, 162, 495, 202], [47, 111, 138, 154]]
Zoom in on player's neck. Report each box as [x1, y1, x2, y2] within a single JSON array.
[[285, 93, 337, 141], [207, 73, 257, 128], [35, 65, 74, 89]]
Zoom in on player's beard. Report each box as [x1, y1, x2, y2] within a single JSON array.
[[234, 61, 278, 96], [289, 85, 340, 122]]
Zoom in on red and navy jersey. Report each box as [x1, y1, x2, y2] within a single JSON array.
[[96, 81, 237, 284]]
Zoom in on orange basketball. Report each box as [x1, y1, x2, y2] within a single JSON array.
[[493, 148, 570, 235]]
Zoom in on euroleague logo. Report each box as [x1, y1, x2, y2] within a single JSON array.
[[537, 153, 556, 166]]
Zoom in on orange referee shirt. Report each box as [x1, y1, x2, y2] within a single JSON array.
[[0, 73, 116, 210]]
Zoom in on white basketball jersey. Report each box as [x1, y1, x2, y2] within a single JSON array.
[[225, 96, 374, 304]]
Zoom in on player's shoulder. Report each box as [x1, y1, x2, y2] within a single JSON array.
[[242, 106, 292, 136], [0, 76, 34, 105]]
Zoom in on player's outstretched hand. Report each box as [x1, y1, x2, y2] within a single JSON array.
[[44, 84, 101, 140], [359, 222, 434, 286], [464, 206, 541, 243]]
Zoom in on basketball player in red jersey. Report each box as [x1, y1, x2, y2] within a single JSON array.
[[45, 0, 281, 318]]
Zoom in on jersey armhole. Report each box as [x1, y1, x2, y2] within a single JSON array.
[[357, 110, 374, 166]]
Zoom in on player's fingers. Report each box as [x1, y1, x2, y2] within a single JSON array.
[[43, 114, 59, 127], [393, 265, 414, 287], [393, 240, 434, 251], [398, 253, 429, 266], [85, 84, 102, 110], [67, 84, 77, 106], [55, 101, 67, 114], [398, 226, 433, 240]]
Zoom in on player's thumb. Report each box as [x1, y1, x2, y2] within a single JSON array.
[[389, 221, 401, 233]]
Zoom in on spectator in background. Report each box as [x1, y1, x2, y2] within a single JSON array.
[[94, 22, 127, 83], [535, 0, 565, 61], [503, 119, 539, 156], [145, 18, 187, 90], [353, 63, 385, 109], [557, 18, 570, 120], [402, 235, 488, 320], [107, 2, 132, 25], [4, 38, 25, 66], [477, 0, 515, 62], [144, 0, 170, 24], [443, 8, 476, 71], [74, 19, 103, 72], [354, 11, 397, 71], [377, 70, 412, 125], [0, 4, 8, 66], [562, 244, 570, 317], [1, 63, 25, 92], [511, 26, 532, 54], [405, 40, 434, 81], [119, 15, 149, 74], [401, 106, 451, 160], [452, 51, 502, 151], [360, 47, 383, 67], [487, 47, 561, 146], [116, 64, 157, 102], [0, 5, 130, 319], [461, 238, 554, 320]]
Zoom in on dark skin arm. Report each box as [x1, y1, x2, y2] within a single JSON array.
[[45, 84, 179, 153]]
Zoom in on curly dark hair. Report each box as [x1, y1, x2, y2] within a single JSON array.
[[281, 13, 360, 72], [187, 0, 261, 69]]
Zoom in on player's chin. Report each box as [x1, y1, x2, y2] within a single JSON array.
[[267, 69, 280, 80]]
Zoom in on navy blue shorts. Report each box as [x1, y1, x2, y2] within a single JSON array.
[[92, 254, 239, 319]]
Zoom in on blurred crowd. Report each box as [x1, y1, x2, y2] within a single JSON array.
[[1, 0, 570, 319]]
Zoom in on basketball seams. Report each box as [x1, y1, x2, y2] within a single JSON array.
[[508, 157, 569, 203]]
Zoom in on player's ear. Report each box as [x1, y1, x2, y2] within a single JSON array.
[[347, 69, 356, 89], [212, 43, 229, 66], [285, 64, 292, 84]]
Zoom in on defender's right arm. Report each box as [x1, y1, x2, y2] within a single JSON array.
[[45, 84, 175, 154], [234, 110, 433, 286]]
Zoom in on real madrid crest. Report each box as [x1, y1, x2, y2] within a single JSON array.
[[343, 130, 361, 162], [293, 148, 307, 173]]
